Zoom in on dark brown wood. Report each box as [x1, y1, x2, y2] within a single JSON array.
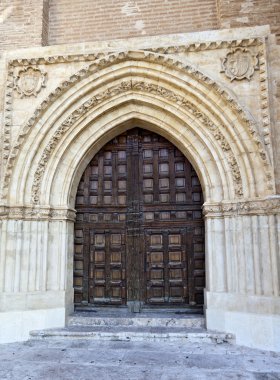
[[74, 128, 205, 308]]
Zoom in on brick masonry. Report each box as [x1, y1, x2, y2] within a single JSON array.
[[0, 0, 279, 52]]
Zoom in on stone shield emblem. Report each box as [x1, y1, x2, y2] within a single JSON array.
[[15, 66, 47, 97], [221, 48, 259, 81]]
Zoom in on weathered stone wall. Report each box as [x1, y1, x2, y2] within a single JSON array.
[[0, 0, 49, 53]]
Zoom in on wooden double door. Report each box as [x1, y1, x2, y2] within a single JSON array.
[[74, 128, 205, 309]]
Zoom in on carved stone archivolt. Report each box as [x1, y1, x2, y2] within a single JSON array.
[[31, 80, 243, 203], [14, 66, 47, 97], [221, 48, 259, 81], [2, 50, 274, 203]]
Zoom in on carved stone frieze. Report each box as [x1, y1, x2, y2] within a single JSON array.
[[3, 50, 273, 202], [0, 206, 76, 221], [221, 48, 259, 81], [203, 197, 280, 218], [31, 80, 244, 203], [14, 66, 47, 97]]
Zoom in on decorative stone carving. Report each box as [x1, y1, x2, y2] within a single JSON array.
[[31, 79, 244, 203], [221, 48, 259, 81], [3, 50, 273, 201], [14, 66, 47, 97], [203, 197, 280, 217], [0, 206, 76, 221]]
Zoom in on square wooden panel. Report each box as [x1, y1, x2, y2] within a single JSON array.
[[176, 211, 186, 219], [195, 260, 204, 269], [119, 214, 126, 221], [118, 150, 126, 159], [76, 196, 84, 205], [75, 244, 83, 254], [145, 212, 154, 221], [159, 178, 169, 189], [143, 149, 153, 158], [104, 214, 111, 221], [118, 165, 126, 174], [118, 136, 126, 144], [191, 176, 200, 186], [90, 196, 98, 204], [194, 243, 204, 252], [143, 179, 153, 190], [144, 194, 153, 203], [118, 180, 126, 190], [104, 166, 112, 175], [143, 164, 153, 174], [75, 260, 83, 270], [150, 234, 163, 247], [111, 234, 122, 246], [192, 192, 201, 202], [118, 195, 127, 205], [193, 211, 202, 219], [169, 234, 181, 246], [104, 181, 112, 190], [169, 251, 181, 262], [194, 227, 204, 235], [176, 193, 186, 202], [159, 193, 169, 203], [160, 212, 170, 220], [170, 287, 182, 297], [91, 166, 98, 175], [111, 287, 121, 297], [104, 151, 112, 160], [175, 162, 184, 172], [195, 276, 205, 287], [90, 181, 98, 190], [111, 252, 121, 263], [95, 269, 105, 280], [151, 269, 163, 280], [89, 214, 98, 222], [176, 178, 185, 187], [75, 229, 83, 238], [169, 268, 182, 279], [103, 195, 112, 204], [74, 277, 83, 287], [159, 163, 169, 173], [150, 252, 163, 264], [94, 287, 104, 298], [95, 234, 105, 246], [143, 135, 151, 142], [111, 269, 122, 281], [150, 287, 163, 298], [159, 148, 168, 158], [95, 251, 105, 263]]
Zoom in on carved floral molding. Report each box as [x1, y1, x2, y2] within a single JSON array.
[[0, 206, 76, 221], [203, 197, 280, 217]]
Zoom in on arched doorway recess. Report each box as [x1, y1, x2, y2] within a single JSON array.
[[74, 128, 205, 311]]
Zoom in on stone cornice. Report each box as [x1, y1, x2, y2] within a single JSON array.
[[0, 206, 76, 221], [203, 197, 280, 218]]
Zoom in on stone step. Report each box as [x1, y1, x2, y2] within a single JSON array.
[[29, 325, 235, 344], [67, 311, 205, 328]]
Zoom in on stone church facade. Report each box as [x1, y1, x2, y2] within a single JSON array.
[[0, 1, 279, 352]]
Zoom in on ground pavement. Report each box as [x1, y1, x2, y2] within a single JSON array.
[[0, 338, 280, 379]]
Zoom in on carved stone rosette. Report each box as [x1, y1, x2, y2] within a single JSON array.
[[221, 48, 259, 81], [14, 66, 47, 97]]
